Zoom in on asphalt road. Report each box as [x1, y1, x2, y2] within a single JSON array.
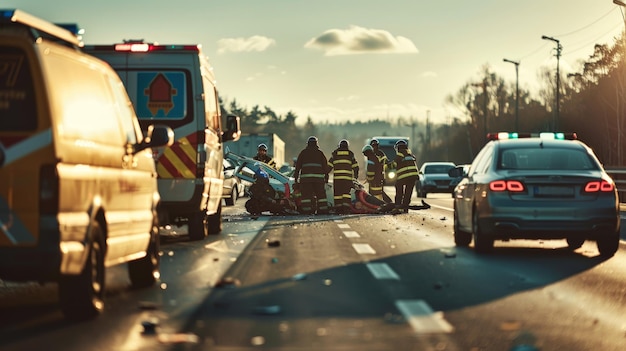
[[1, 191, 625, 351]]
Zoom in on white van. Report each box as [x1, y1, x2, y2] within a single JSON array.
[[84, 40, 240, 241], [0, 9, 173, 320]]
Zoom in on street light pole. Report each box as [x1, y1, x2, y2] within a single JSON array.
[[614, 0, 626, 166], [503, 58, 520, 131], [542, 35, 562, 131]]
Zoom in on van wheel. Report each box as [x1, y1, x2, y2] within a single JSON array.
[[188, 211, 208, 241], [128, 218, 160, 288], [207, 202, 222, 235], [59, 221, 105, 321]]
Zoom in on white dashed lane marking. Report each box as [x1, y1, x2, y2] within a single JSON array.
[[395, 300, 454, 334], [366, 263, 400, 280], [343, 231, 360, 238], [335, 220, 456, 335], [352, 243, 376, 254]]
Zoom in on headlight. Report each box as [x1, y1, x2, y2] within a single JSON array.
[[387, 171, 396, 179]]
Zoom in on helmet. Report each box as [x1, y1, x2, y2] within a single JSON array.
[[307, 136, 318, 146], [338, 139, 349, 149], [257, 143, 268, 151], [362, 145, 373, 153], [395, 139, 408, 150], [254, 168, 269, 181], [370, 138, 379, 147]]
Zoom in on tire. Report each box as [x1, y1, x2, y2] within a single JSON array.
[[188, 210, 208, 241], [596, 229, 619, 258], [225, 187, 236, 206], [59, 221, 105, 321], [128, 218, 160, 288], [454, 207, 472, 247], [566, 237, 585, 250], [472, 209, 493, 254], [207, 202, 222, 235]]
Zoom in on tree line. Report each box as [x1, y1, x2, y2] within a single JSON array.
[[221, 32, 626, 168]]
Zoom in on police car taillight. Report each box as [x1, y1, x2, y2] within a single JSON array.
[[584, 180, 614, 192], [489, 180, 525, 192]]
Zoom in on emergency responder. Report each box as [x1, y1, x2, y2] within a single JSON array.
[[327, 139, 359, 214], [294, 136, 330, 215], [389, 139, 418, 214], [369, 138, 392, 202], [362, 144, 385, 200], [245, 168, 286, 215], [253, 143, 277, 169]]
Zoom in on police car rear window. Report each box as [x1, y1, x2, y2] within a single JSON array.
[[498, 148, 599, 171], [0, 46, 37, 131]]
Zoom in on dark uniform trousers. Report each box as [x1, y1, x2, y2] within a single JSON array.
[[300, 182, 328, 214]]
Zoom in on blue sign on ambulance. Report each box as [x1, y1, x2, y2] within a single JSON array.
[[136, 72, 186, 119]]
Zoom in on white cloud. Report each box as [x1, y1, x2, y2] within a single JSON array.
[[217, 35, 276, 54], [304, 25, 419, 56], [422, 71, 438, 78]]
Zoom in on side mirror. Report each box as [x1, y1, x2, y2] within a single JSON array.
[[135, 124, 174, 153], [222, 114, 241, 142]]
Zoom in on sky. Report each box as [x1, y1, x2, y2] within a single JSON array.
[[5, 1, 626, 126]]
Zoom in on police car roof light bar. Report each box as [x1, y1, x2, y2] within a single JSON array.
[[487, 132, 577, 141]]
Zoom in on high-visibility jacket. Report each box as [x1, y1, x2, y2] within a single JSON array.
[[365, 154, 383, 183], [253, 154, 277, 169], [390, 149, 418, 180], [374, 149, 388, 174], [294, 146, 329, 183], [327, 148, 359, 181]]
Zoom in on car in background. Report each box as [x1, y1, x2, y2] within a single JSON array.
[[416, 161, 457, 197], [450, 132, 620, 256], [222, 159, 245, 206]]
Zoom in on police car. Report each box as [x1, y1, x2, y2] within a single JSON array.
[[450, 132, 620, 256]]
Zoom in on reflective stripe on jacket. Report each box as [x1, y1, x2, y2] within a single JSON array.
[[328, 149, 359, 181], [295, 146, 329, 183], [390, 150, 418, 180]]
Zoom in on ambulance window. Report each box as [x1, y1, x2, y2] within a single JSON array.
[[0, 46, 37, 131], [202, 76, 220, 131]]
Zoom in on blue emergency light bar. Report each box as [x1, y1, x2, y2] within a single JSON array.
[[487, 132, 577, 141]]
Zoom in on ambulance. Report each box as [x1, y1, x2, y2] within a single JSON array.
[[84, 40, 241, 241], [0, 9, 173, 319]]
